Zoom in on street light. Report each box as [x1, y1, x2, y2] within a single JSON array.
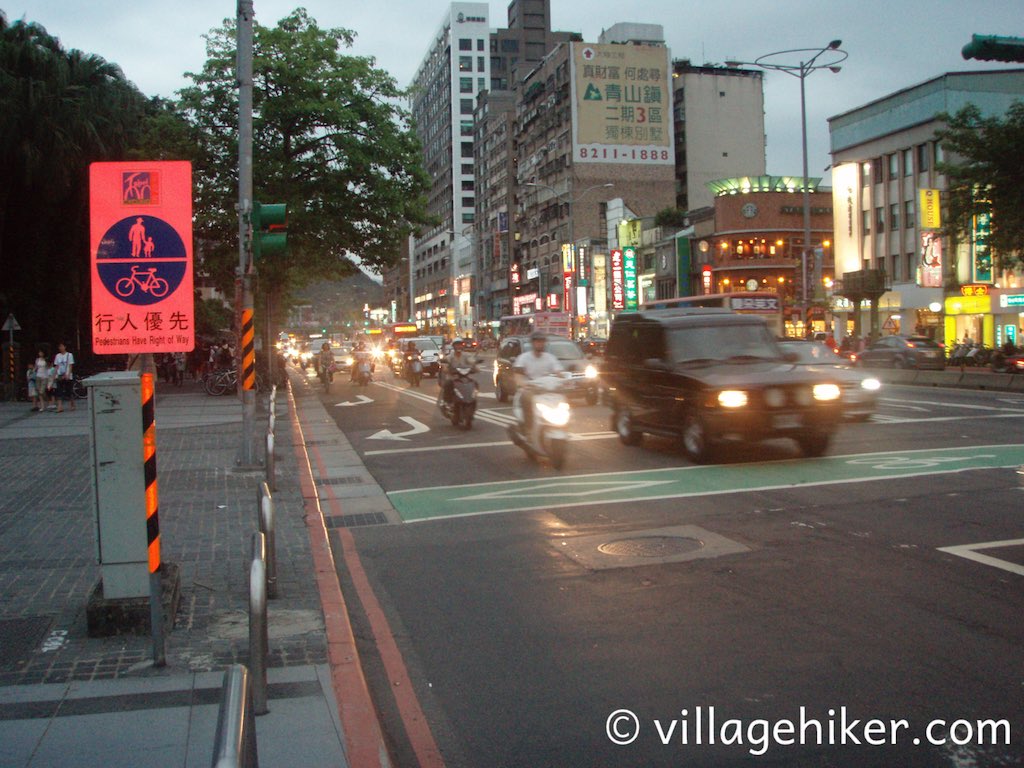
[[726, 41, 847, 333], [523, 181, 614, 339]]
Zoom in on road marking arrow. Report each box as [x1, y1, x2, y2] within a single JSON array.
[[336, 395, 374, 407], [368, 416, 430, 441]]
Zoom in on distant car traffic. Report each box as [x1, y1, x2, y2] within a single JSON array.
[[405, 337, 442, 377], [580, 337, 608, 357], [778, 340, 880, 422], [453, 337, 479, 352], [858, 335, 945, 370], [493, 335, 599, 405], [331, 345, 354, 372]]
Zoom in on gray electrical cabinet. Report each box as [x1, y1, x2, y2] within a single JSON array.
[[85, 371, 149, 599]]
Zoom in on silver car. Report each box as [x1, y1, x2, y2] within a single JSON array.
[[779, 341, 881, 421]]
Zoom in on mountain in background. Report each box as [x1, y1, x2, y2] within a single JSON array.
[[290, 272, 385, 329]]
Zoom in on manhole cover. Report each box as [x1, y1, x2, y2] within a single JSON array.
[[598, 536, 703, 558]]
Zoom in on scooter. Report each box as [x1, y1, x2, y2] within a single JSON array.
[[438, 362, 478, 429], [354, 356, 372, 387], [404, 353, 423, 387], [507, 374, 571, 470]]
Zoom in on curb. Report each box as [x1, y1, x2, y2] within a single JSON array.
[[287, 381, 393, 768]]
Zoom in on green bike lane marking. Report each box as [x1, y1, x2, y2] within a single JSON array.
[[388, 443, 1024, 523]]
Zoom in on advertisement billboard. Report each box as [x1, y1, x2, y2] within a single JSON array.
[[919, 189, 941, 229], [570, 43, 674, 166], [623, 246, 638, 310], [610, 249, 625, 310], [919, 231, 943, 288]]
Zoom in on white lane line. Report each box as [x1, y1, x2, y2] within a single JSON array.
[[372, 381, 513, 428], [937, 538, 1024, 577], [881, 398, 1024, 413], [364, 431, 618, 456], [866, 413, 1024, 425]]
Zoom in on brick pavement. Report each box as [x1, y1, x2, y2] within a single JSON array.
[[0, 381, 327, 686]]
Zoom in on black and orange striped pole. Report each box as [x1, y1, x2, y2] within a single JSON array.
[[241, 309, 256, 393], [141, 373, 166, 666]]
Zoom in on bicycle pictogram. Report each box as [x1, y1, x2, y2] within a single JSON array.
[[846, 454, 996, 471], [115, 265, 169, 299]]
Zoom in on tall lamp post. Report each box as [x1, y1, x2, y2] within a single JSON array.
[[523, 181, 614, 339], [727, 41, 847, 333]]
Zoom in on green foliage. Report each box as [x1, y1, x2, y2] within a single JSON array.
[[0, 12, 148, 352], [177, 9, 431, 300], [936, 102, 1024, 271], [654, 208, 689, 229], [194, 295, 234, 339]]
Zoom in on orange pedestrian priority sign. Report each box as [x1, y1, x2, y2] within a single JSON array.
[[90, 162, 194, 354]]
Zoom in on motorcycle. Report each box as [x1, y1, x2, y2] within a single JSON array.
[[353, 352, 372, 387], [403, 352, 423, 387], [507, 374, 571, 470], [437, 362, 478, 429]]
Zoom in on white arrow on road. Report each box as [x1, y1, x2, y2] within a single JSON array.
[[335, 395, 374, 407], [368, 416, 430, 441]]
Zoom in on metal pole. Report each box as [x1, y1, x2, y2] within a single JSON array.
[[249, 531, 268, 715], [800, 62, 812, 335], [568, 196, 576, 340], [237, 0, 257, 466], [258, 483, 277, 599], [212, 664, 259, 768]]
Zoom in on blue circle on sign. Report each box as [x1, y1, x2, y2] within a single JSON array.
[[96, 215, 187, 306]]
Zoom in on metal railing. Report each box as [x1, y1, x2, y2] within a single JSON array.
[[257, 482, 277, 599], [211, 664, 259, 768]]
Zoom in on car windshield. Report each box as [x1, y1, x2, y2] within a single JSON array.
[[412, 339, 439, 352], [666, 323, 781, 365], [779, 342, 835, 364], [906, 337, 940, 348], [546, 339, 584, 360]]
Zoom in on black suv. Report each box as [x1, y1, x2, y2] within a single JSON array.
[[603, 309, 843, 462], [493, 336, 600, 404]]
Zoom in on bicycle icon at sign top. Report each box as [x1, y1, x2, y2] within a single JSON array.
[[115, 265, 170, 299]]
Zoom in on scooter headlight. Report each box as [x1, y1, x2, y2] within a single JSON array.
[[536, 400, 571, 426], [584, 364, 598, 379]]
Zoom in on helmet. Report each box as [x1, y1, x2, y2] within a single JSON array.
[[530, 331, 546, 342]]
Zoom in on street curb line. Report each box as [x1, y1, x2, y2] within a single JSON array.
[[287, 381, 392, 768]]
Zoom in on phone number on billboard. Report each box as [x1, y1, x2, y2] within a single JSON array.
[[578, 147, 672, 162]]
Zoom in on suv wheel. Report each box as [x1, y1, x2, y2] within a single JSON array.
[[682, 412, 715, 463], [796, 429, 832, 458], [614, 407, 642, 446]]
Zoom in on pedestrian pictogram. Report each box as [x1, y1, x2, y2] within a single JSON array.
[[90, 162, 194, 354]]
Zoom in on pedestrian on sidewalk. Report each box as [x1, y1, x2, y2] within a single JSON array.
[[53, 342, 75, 412], [30, 349, 49, 411]]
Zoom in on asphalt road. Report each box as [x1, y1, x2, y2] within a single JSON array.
[[305, 361, 1024, 767]]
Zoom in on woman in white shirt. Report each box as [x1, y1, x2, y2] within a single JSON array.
[[53, 342, 75, 413]]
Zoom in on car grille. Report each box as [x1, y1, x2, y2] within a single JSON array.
[[760, 386, 815, 409]]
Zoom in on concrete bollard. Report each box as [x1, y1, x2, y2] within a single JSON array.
[[249, 532, 268, 716], [265, 431, 275, 492]]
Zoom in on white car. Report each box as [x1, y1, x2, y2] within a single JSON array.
[[779, 341, 880, 422]]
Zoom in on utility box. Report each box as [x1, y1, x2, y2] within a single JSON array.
[[86, 371, 148, 599]]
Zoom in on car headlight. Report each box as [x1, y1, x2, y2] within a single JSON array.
[[718, 390, 748, 408], [584, 364, 598, 379], [813, 383, 842, 401], [536, 400, 571, 426], [860, 377, 881, 391]]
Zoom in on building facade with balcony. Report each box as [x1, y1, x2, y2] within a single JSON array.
[[828, 70, 1024, 348], [690, 176, 835, 337]]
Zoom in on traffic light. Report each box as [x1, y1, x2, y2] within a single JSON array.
[[962, 35, 1024, 63], [252, 201, 288, 260]]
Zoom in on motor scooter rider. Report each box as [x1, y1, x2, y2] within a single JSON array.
[[351, 341, 371, 382], [318, 342, 333, 382], [512, 332, 563, 439], [403, 340, 421, 378], [440, 343, 475, 404]]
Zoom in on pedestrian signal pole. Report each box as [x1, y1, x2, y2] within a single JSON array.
[[237, 0, 258, 467]]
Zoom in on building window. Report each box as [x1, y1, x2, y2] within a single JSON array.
[[890, 203, 900, 231], [462, 196, 474, 208], [460, 119, 473, 136], [478, 56, 485, 71], [478, 77, 486, 90], [459, 56, 472, 72], [861, 161, 871, 184], [459, 38, 472, 51], [904, 200, 915, 229], [917, 143, 930, 172], [862, 209, 871, 235], [477, 39, 484, 51], [907, 253, 916, 283], [461, 141, 473, 157], [462, 164, 474, 175], [462, 212, 474, 224], [872, 158, 883, 184], [501, 39, 519, 52], [890, 254, 900, 282], [887, 153, 898, 180], [934, 143, 944, 164], [462, 180, 474, 191], [460, 77, 473, 93], [903, 148, 913, 176], [875, 207, 885, 233], [460, 98, 473, 114]]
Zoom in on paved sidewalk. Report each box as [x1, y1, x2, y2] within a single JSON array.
[[0, 379, 349, 767]]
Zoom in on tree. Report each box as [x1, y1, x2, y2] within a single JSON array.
[[936, 102, 1024, 273], [177, 8, 431, 302], [654, 208, 689, 229], [0, 12, 148, 352]]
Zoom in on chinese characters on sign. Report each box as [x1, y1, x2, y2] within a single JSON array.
[[571, 43, 674, 166], [972, 206, 993, 283], [90, 162, 194, 354], [729, 296, 780, 312], [610, 249, 625, 310], [960, 284, 989, 297], [623, 247, 638, 311]]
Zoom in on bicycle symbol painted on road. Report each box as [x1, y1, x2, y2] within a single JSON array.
[[846, 454, 996, 471], [114, 265, 169, 299], [95, 215, 186, 306]]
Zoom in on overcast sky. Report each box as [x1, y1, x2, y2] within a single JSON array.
[[8, 0, 1023, 178]]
